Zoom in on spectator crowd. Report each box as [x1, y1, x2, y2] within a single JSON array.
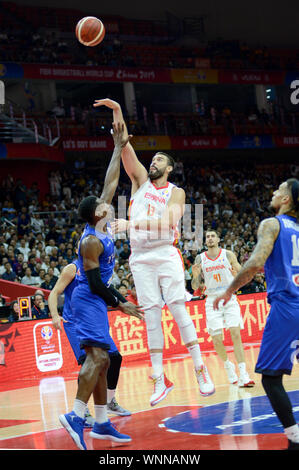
[[1, 158, 298, 322]]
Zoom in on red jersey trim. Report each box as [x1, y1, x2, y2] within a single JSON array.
[[205, 248, 222, 261], [150, 181, 169, 190]]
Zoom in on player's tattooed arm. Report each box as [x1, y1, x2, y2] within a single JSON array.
[[226, 250, 242, 276], [191, 255, 205, 290], [223, 218, 279, 296]]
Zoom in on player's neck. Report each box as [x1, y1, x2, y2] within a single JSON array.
[[207, 246, 221, 259], [278, 207, 297, 218], [150, 176, 169, 189]]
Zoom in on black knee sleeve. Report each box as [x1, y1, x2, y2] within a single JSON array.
[[107, 352, 122, 390], [261, 374, 296, 428]]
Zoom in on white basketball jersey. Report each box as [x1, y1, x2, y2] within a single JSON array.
[[200, 249, 235, 298], [128, 178, 180, 250]]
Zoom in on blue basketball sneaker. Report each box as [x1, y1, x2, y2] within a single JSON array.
[[89, 420, 132, 443], [59, 411, 87, 450]]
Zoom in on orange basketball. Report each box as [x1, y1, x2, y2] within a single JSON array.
[[75, 16, 105, 47]]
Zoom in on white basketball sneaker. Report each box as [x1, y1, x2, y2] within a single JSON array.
[[150, 373, 174, 406], [224, 361, 238, 385], [195, 364, 215, 396], [238, 371, 255, 388]]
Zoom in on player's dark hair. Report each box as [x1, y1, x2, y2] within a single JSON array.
[[286, 178, 299, 215], [205, 228, 219, 238], [157, 152, 175, 172], [78, 195, 98, 224]]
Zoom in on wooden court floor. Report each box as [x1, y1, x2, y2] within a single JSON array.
[[1, 343, 299, 452]]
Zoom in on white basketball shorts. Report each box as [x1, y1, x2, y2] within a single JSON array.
[[129, 244, 187, 310], [205, 295, 244, 335]]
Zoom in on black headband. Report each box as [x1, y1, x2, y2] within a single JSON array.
[[291, 179, 299, 210]]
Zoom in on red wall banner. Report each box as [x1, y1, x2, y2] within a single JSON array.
[[22, 64, 172, 83], [0, 293, 269, 383], [218, 70, 285, 84]]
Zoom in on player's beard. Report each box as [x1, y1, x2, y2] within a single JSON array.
[[149, 167, 165, 181], [268, 200, 279, 215]]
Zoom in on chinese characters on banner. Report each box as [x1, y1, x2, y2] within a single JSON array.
[[108, 292, 270, 364], [0, 293, 270, 382]]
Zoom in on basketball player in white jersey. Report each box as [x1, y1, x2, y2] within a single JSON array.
[[93, 98, 215, 404], [192, 229, 255, 387]]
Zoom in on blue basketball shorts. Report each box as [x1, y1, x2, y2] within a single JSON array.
[[63, 319, 86, 365], [71, 284, 118, 353], [255, 294, 299, 376]]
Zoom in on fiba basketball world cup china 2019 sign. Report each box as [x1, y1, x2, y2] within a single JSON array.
[[33, 321, 63, 372]]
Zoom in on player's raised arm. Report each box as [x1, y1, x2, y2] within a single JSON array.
[[48, 263, 77, 330], [100, 122, 132, 205], [93, 98, 148, 190]]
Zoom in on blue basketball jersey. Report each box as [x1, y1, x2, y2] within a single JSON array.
[[264, 214, 299, 302], [76, 223, 115, 287], [62, 259, 79, 322]]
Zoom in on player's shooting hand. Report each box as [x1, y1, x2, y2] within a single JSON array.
[[111, 218, 129, 234], [119, 302, 144, 321], [111, 122, 133, 148], [93, 98, 121, 110], [213, 291, 232, 310]]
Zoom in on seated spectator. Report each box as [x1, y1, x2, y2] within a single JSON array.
[[47, 267, 58, 286], [0, 294, 6, 306], [17, 238, 30, 261], [114, 239, 123, 257], [31, 293, 49, 319], [28, 254, 39, 276], [118, 283, 128, 298], [8, 300, 19, 323], [1, 261, 17, 282], [35, 268, 46, 285], [21, 267, 39, 286], [125, 284, 138, 305], [122, 261, 131, 276], [45, 239, 58, 255], [12, 253, 25, 277], [31, 213, 44, 233], [40, 273, 56, 290], [251, 273, 266, 292], [0, 257, 9, 276], [49, 260, 60, 277], [119, 243, 131, 262]]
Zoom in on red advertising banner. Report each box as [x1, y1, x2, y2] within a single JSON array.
[[0, 293, 268, 383], [219, 70, 285, 84], [22, 64, 172, 83], [171, 135, 230, 150], [4, 143, 64, 162], [273, 135, 299, 147], [62, 137, 114, 152]]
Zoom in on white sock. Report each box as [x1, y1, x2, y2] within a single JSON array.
[[238, 362, 246, 374], [285, 424, 299, 443], [187, 344, 203, 370], [150, 352, 164, 377], [107, 389, 116, 403], [94, 404, 108, 424], [73, 399, 87, 419]]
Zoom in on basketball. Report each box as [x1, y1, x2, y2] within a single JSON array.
[[75, 16, 105, 47]]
